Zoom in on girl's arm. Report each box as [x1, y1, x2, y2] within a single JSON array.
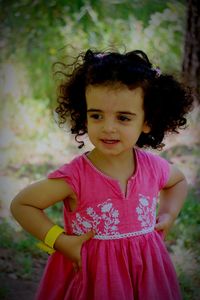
[[155, 164, 188, 237], [10, 179, 94, 268], [11, 178, 73, 241]]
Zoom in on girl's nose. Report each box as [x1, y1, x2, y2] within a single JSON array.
[[102, 119, 116, 133]]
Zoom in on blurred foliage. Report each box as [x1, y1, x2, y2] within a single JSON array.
[[167, 188, 200, 254], [0, 0, 186, 104], [179, 270, 200, 300]]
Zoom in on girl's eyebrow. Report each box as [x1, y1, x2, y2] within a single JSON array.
[[87, 109, 136, 116], [118, 111, 136, 116], [87, 109, 102, 112]]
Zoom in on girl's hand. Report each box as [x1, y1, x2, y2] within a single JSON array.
[[154, 213, 174, 238], [55, 230, 95, 271]]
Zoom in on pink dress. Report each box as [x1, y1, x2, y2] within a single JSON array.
[[36, 149, 182, 300]]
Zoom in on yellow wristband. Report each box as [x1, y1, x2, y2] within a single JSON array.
[[37, 242, 56, 255], [44, 225, 65, 248]]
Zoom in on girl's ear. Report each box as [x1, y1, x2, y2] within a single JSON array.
[[142, 122, 151, 134]]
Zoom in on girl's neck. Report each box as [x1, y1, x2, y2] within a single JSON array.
[[87, 148, 136, 181]]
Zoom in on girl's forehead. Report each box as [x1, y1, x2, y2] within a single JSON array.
[[86, 84, 144, 99], [86, 84, 144, 111]]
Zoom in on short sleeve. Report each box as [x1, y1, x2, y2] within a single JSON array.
[[47, 158, 80, 197], [137, 149, 171, 190], [152, 154, 171, 189]]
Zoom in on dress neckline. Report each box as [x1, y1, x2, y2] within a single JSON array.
[[83, 148, 139, 183]]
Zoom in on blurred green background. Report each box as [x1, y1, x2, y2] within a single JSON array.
[[0, 1, 199, 299]]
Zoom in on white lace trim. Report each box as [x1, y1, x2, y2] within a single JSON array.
[[93, 226, 154, 240]]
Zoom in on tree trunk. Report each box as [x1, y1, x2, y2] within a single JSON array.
[[182, 0, 200, 103]]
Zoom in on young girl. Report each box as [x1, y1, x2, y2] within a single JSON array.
[[11, 49, 193, 300]]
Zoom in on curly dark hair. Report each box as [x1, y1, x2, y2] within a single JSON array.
[[55, 49, 193, 149]]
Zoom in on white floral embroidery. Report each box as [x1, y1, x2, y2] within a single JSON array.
[[71, 196, 157, 238], [72, 199, 120, 236], [136, 195, 157, 228], [100, 202, 113, 213]]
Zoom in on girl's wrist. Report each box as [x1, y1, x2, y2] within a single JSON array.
[[44, 224, 65, 248], [54, 232, 69, 251], [37, 225, 66, 255]]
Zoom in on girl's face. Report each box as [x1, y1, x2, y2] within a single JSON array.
[[86, 84, 150, 158]]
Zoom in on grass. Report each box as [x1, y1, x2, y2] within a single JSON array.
[[166, 188, 200, 300], [167, 188, 200, 251]]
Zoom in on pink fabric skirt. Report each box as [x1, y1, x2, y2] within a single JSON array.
[[35, 231, 181, 300]]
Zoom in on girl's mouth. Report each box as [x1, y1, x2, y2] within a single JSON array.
[[101, 139, 119, 144]]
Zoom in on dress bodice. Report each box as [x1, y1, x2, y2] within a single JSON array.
[[48, 149, 170, 240]]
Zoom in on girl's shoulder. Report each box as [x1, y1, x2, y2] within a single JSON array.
[[135, 148, 170, 189], [46, 153, 87, 194], [48, 153, 87, 178], [136, 148, 169, 167]]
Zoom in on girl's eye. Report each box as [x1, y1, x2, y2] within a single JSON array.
[[89, 114, 103, 120], [118, 115, 131, 122]]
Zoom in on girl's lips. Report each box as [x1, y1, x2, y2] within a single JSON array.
[[100, 139, 119, 144]]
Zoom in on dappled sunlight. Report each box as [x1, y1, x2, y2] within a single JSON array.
[[0, 62, 29, 102]]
